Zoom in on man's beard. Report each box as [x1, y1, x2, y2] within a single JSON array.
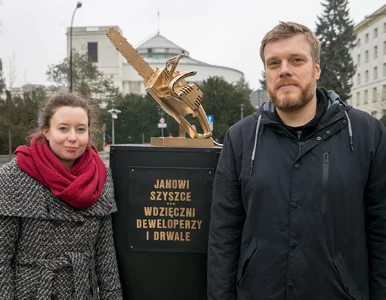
[[267, 80, 317, 113]]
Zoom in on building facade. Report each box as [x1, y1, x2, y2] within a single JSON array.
[[66, 26, 244, 95], [350, 4, 386, 119]]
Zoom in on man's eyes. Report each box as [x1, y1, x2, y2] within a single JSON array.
[[267, 58, 304, 67], [268, 61, 280, 67]]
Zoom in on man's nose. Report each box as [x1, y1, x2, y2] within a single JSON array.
[[279, 61, 292, 77]]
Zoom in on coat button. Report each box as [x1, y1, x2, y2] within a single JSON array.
[[51, 294, 58, 300], [290, 243, 298, 249], [294, 163, 300, 169], [90, 287, 94, 296], [291, 202, 297, 209], [316, 136, 322, 141]]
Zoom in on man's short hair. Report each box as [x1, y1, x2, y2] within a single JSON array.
[[260, 21, 321, 64]]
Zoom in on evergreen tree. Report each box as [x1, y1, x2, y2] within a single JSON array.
[[199, 76, 254, 141], [315, 0, 356, 101], [0, 88, 46, 154], [259, 70, 266, 90], [380, 114, 386, 127], [100, 93, 161, 144], [0, 58, 6, 94], [235, 76, 252, 98]]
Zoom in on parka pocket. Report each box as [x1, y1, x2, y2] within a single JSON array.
[[332, 254, 363, 300], [321, 151, 330, 212], [237, 238, 258, 284]]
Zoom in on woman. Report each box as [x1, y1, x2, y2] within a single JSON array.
[[0, 93, 122, 299]]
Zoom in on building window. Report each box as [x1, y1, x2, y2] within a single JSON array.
[[384, 41, 386, 55], [365, 33, 369, 43], [384, 63, 386, 77], [374, 46, 378, 59], [357, 73, 361, 85], [364, 90, 368, 104], [374, 66, 378, 80], [357, 54, 360, 66], [365, 70, 369, 82], [383, 85, 386, 101], [383, 109, 386, 116], [373, 87, 378, 103], [384, 22, 386, 33], [357, 38, 361, 47], [365, 50, 369, 63], [356, 92, 360, 106], [87, 42, 98, 62], [374, 28, 378, 39]]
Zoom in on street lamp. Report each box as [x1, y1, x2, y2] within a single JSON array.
[[239, 104, 244, 120], [108, 108, 121, 144], [69, 1, 82, 93]]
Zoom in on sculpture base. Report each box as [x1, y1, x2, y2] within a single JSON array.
[[150, 137, 213, 147], [110, 145, 222, 300]]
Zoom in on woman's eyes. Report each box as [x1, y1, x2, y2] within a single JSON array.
[[58, 127, 86, 132]]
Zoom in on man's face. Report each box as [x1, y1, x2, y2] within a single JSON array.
[[264, 34, 321, 112]]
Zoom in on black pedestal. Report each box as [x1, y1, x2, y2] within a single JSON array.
[[110, 145, 221, 300]]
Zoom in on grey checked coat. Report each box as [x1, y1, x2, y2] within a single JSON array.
[[0, 159, 123, 300]]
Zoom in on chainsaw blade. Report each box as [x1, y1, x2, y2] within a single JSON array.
[[106, 28, 154, 82]]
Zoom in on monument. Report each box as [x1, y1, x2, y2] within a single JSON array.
[[107, 28, 221, 300]]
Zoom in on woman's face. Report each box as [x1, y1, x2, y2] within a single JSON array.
[[43, 106, 89, 169]]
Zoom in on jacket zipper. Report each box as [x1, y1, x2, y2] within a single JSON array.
[[298, 141, 304, 152], [322, 151, 329, 212]]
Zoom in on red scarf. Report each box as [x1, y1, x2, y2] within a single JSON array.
[[15, 134, 107, 209]]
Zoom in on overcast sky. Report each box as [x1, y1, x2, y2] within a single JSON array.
[[0, 0, 385, 91]]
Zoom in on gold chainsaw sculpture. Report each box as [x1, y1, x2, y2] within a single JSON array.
[[106, 28, 218, 147]]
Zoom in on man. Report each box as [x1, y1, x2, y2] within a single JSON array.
[[207, 22, 386, 300]]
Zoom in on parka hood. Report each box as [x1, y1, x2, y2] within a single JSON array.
[[249, 88, 354, 175]]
